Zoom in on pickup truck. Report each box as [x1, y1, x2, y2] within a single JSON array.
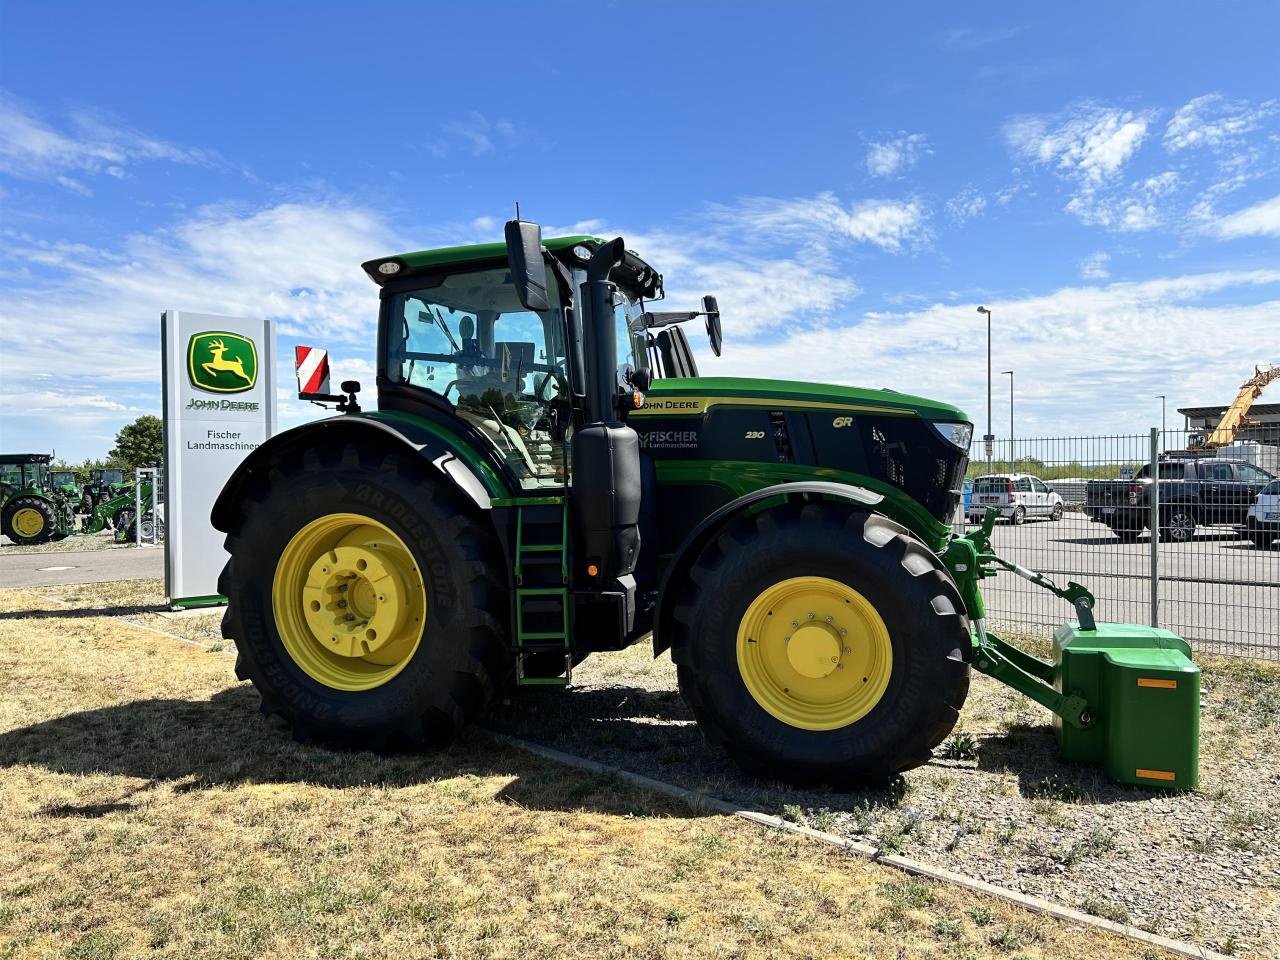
[[1085, 457, 1275, 542]]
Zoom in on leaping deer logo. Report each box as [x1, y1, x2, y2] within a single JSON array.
[[202, 338, 252, 384], [188, 332, 257, 393]]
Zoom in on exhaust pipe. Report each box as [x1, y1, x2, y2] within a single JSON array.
[[582, 237, 627, 425]]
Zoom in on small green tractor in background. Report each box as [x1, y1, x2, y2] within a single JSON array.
[[80, 468, 129, 515], [214, 220, 1200, 789], [49, 469, 82, 502], [0, 453, 76, 545]]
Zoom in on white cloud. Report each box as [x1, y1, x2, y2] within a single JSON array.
[[1005, 104, 1155, 185], [946, 185, 987, 223], [1212, 194, 1280, 239], [865, 133, 929, 177], [1004, 102, 1168, 230], [936, 26, 1025, 50], [732, 192, 931, 253], [433, 111, 537, 157], [1079, 251, 1110, 280], [0, 94, 215, 193], [1164, 94, 1278, 152], [0, 200, 402, 457], [701, 270, 1280, 436]]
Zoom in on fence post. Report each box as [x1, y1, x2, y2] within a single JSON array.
[[135, 469, 143, 547], [1148, 427, 1160, 628]]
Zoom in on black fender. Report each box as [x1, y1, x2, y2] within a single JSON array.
[[211, 414, 496, 533], [651, 480, 883, 657]]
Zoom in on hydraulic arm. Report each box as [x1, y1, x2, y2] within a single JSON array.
[[941, 510, 1096, 728]]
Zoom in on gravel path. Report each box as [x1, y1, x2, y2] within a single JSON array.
[[488, 643, 1280, 959]]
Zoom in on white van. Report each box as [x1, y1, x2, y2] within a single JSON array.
[[968, 473, 1064, 524], [1246, 479, 1280, 549]]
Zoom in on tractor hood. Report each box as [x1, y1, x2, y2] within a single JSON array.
[[639, 377, 970, 424]]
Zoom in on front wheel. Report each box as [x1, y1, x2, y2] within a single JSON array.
[[218, 443, 510, 748], [1011, 505, 1027, 525], [1050, 503, 1064, 521], [670, 502, 971, 786]]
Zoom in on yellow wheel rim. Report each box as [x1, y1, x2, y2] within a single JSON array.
[[272, 513, 426, 691], [11, 507, 46, 538], [736, 576, 893, 731]]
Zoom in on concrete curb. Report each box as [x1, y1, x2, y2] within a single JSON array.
[[484, 730, 1231, 960]]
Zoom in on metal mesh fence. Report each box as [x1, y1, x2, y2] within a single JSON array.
[[956, 426, 1280, 660]]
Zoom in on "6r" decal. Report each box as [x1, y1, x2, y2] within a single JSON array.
[[832, 416, 854, 428]]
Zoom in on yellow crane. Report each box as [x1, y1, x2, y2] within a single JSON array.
[[1193, 364, 1280, 448]]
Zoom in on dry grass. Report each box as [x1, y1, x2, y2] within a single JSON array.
[[0, 587, 1170, 960]]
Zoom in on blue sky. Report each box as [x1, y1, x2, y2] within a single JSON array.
[[2, 1, 1278, 461]]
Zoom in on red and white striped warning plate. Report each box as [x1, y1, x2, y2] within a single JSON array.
[[295, 345, 331, 395]]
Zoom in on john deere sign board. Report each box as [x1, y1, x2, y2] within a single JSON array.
[[162, 312, 276, 607]]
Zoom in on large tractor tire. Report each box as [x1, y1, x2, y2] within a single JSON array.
[[2, 496, 58, 545], [671, 501, 971, 787], [218, 444, 510, 749]]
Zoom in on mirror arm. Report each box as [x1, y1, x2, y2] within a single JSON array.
[[640, 310, 703, 328]]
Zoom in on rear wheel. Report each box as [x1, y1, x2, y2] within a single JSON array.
[[671, 502, 971, 786], [219, 443, 509, 748], [1160, 508, 1197, 543], [1011, 505, 1026, 525], [2, 496, 58, 545]]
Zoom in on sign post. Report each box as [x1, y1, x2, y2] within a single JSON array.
[[161, 312, 275, 607]]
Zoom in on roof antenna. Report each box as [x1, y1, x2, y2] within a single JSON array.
[[514, 201, 521, 221]]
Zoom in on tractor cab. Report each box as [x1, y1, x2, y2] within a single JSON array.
[[0, 453, 53, 493], [365, 234, 702, 494]]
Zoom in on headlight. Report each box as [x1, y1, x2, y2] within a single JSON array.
[[931, 421, 973, 452]]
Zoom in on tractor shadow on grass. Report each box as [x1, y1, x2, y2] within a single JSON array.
[[973, 722, 1156, 805], [0, 685, 705, 820]]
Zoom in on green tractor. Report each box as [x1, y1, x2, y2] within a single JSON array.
[[214, 221, 1200, 788], [81, 468, 129, 515], [50, 469, 82, 503], [79, 478, 160, 543], [0, 453, 75, 545]]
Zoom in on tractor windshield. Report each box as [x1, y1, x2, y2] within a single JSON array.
[[383, 266, 569, 489], [613, 287, 649, 384]]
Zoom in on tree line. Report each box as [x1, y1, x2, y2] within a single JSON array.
[[51, 415, 165, 480]]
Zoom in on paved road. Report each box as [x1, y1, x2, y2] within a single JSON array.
[[0, 546, 164, 587], [965, 512, 1279, 658]]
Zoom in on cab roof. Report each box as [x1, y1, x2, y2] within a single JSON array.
[[0, 453, 52, 465], [361, 234, 664, 299]]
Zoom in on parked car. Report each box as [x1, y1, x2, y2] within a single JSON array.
[[1246, 479, 1280, 549], [1085, 456, 1275, 543], [967, 473, 1064, 524]]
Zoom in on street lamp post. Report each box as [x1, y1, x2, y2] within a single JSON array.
[[977, 306, 993, 472], [1003, 370, 1014, 467]]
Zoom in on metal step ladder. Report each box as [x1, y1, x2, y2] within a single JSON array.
[[510, 498, 571, 685]]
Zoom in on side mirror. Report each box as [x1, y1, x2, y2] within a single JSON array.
[[702, 295, 722, 357], [504, 219, 550, 312]]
